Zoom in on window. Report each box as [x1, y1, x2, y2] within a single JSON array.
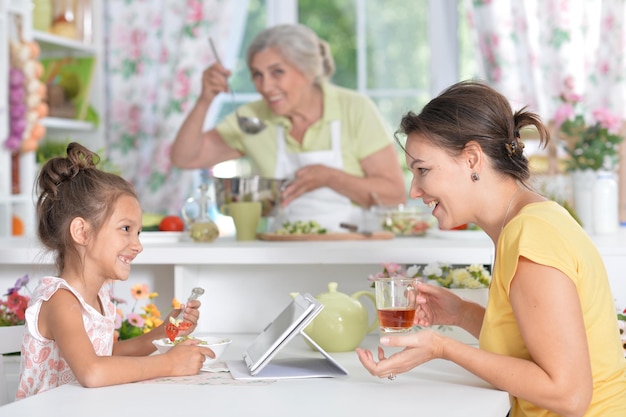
[[211, 0, 475, 178], [221, 0, 473, 130]]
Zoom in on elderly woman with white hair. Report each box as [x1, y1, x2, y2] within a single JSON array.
[[171, 24, 405, 231]]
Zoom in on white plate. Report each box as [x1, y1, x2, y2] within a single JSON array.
[[427, 228, 489, 240], [140, 231, 185, 243]]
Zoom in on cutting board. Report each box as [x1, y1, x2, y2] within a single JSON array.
[[257, 231, 394, 241]]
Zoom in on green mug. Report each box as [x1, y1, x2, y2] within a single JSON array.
[[221, 202, 262, 241]]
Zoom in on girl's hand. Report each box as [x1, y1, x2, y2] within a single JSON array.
[[166, 299, 201, 337], [355, 329, 444, 379], [166, 339, 216, 375]]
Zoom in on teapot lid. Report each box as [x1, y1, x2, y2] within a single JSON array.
[[316, 282, 353, 304]]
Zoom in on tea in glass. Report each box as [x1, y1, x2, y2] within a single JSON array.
[[375, 277, 418, 333]]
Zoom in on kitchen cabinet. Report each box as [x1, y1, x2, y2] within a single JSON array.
[[1, 231, 625, 334], [0, 0, 104, 237]]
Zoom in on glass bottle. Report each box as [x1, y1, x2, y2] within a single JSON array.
[[32, 0, 53, 33], [592, 170, 618, 235], [181, 183, 219, 242], [50, 0, 77, 39]]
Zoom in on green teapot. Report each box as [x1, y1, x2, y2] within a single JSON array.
[[301, 282, 378, 352]]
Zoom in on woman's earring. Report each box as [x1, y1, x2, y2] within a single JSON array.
[[471, 172, 479, 182]]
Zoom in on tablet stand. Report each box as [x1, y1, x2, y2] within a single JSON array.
[[227, 329, 349, 380]]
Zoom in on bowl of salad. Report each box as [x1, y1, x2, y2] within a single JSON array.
[[372, 204, 433, 237], [152, 335, 232, 365]]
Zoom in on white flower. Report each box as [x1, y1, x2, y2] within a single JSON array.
[[406, 265, 421, 278], [423, 263, 443, 278], [450, 268, 473, 288], [423, 262, 490, 289], [467, 264, 484, 274]]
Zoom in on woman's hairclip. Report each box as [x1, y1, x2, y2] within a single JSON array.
[[505, 137, 525, 157]]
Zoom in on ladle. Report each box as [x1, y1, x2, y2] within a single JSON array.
[[209, 37, 266, 135]]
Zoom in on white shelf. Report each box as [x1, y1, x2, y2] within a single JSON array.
[[41, 117, 95, 131], [33, 30, 96, 55], [1, 1, 103, 237], [0, 194, 32, 204]]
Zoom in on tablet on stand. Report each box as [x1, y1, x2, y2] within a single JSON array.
[[226, 293, 349, 380]]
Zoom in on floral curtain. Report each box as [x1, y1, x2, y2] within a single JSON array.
[[466, 0, 626, 122], [104, 0, 240, 214]]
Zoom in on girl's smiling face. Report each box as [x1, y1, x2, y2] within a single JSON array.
[[86, 195, 143, 282], [404, 133, 474, 230]]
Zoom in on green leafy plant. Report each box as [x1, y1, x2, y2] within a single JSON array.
[[112, 284, 164, 341], [553, 92, 624, 171]]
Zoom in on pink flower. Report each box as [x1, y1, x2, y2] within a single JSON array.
[[382, 263, 403, 276], [593, 108, 622, 133], [114, 312, 122, 330], [562, 92, 582, 103], [187, 0, 204, 23], [127, 313, 145, 328], [552, 103, 575, 128]]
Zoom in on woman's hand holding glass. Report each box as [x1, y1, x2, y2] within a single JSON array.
[[413, 281, 467, 328]]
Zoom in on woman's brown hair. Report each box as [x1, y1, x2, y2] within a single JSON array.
[[395, 80, 550, 185]]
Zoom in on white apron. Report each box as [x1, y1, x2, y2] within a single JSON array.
[[273, 121, 361, 231]]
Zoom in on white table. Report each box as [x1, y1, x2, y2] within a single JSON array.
[[0, 334, 510, 417]]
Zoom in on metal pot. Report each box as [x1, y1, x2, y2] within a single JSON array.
[[213, 176, 287, 217]]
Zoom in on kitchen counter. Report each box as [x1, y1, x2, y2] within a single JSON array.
[[0, 232, 498, 265], [0, 334, 511, 417], [2, 229, 625, 334]]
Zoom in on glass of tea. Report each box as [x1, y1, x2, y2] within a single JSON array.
[[374, 277, 419, 333]]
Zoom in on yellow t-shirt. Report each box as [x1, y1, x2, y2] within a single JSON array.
[[480, 201, 626, 417], [215, 82, 393, 178]]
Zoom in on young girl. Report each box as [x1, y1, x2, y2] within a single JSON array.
[[16, 143, 214, 399]]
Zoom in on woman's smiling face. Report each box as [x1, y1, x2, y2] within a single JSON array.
[[404, 133, 473, 230], [249, 47, 314, 118]]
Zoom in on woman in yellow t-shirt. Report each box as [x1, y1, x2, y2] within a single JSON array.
[[356, 80, 626, 417]]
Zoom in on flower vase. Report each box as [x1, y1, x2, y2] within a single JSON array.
[[433, 288, 488, 345], [0, 325, 24, 406], [571, 169, 596, 232], [451, 288, 489, 307], [0, 325, 24, 354]]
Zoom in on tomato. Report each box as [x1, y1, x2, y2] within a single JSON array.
[[450, 224, 468, 230], [158, 215, 185, 232]]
